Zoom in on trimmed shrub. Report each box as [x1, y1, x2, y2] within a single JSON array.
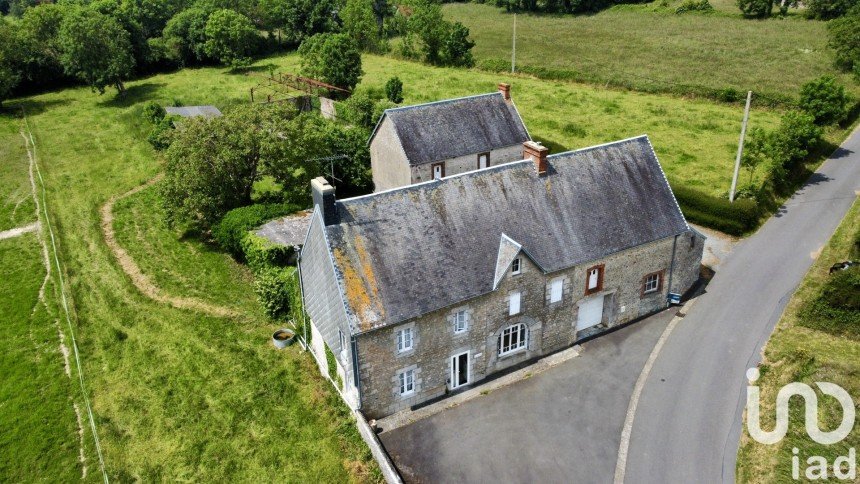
[[675, 0, 713, 13], [147, 114, 178, 151], [212, 202, 300, 257], [142, 101, 166, 124], [385, 76, 403, 104], [798, 76, 851, 126], [737, 0, 773, 17], [254, 266, 295, 319], [241, 232, 293, 274], [671, 184, 760, 235]]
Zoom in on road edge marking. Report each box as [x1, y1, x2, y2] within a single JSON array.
[[613, 298, 698, 484]]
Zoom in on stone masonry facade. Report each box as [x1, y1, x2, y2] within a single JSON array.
[[356, 232, 703, 419]]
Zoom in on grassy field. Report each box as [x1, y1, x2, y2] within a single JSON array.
[[0, 118, 35, 232], [443, 3, 859, 101], [736, 201, 860, 483], [1, 71, 379, 480], [0, 233, 82, 481]]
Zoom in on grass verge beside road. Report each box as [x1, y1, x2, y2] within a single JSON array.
[[737, 200, 860, 482]]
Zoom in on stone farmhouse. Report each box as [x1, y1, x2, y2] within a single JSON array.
[[275, 134, 704, 419], [368, 83, 530, 191]]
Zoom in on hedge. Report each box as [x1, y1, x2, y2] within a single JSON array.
[[254, 266, 296, 319], [670, 183, 761, 236], [241, 233, 294, 274], [212, 202, 301, 257]]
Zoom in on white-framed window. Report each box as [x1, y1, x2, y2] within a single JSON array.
[[399, 368, 415, 396], [396, 327, 413, 353], [509, 291, 521, 315], [644, 272, 661, 294], [498, 323, 528, 356], [550, 278, 563, 303], [453, 310, 468, 333], [587, 268, 600, 290], [511, 257, 522, 275]]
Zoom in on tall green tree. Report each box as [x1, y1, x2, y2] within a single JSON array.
[[299, 33, 363, 92], [203, 9, 259, 69], [162, 7, 212, 64], [0, 23, 20, 107], [798, 76, 851, 126], [122, 0, 190, 38], [342, 0, 383, 52], [406, 0, 446, 65], [58, 8, 135, 94], [258, 0, 339, 46], [442, 21, 474, 67], [828, 6, 860, 77], [14, 4, 68, 90]]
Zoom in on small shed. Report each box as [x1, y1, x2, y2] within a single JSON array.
[[256, 210, 314, 250]]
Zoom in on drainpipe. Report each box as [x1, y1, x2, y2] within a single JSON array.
[[666, 234, 679, 308], [351, 334, 362, 410], [296, 248, 308, 351]]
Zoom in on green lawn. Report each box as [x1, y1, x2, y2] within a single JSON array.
[[0, 233, 82, 481], [737, 201, 860, 483], [443, 3, 859, 101], [0, 117, 36, 232]]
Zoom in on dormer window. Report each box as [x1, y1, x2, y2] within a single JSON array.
[[511, 257, 522, 275]]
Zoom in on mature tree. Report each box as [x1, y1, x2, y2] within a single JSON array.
[[342, 0, 383, 52], [0, 23, 20, 107], [8, 0, 37, 16], [262, 113, 332, 202], [406, 0, 446, 64], [371, 0, 394, 35], [299, 33, 363, 92], [161, 103, 301, 232], [121, 0, 189, 38], [162, 7, 212, 64], [258, 0, 339, 46], [748, 111, 822, 186], [90, 0, 151, 70], [16, 4, 68, 89], [385, 75, 403, 103], [798, 76, 851, 125], [442, 21, 474, 67], [204, 9, 259, 68], [828, 6, 860, 76], [58, 8, 135, 94], [737, 0, 772, 17]]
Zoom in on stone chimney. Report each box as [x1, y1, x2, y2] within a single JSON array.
[[523, 141, 549, 175], [311, 177, 338, 225], [498, 83, 511, 101]]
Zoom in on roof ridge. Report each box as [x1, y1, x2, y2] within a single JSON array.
[[547, 134, 649, 159], [384, 92, 501, 115]]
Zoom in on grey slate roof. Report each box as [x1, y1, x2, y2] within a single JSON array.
[[320, 135, 690, 332], [165, 105, 223, 118], [256, 210, 313, 247], [370, 92, 530, 165]]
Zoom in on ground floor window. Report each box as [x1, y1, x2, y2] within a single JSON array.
[[399, 368, 415, 396], [498, 323, 528, 356]]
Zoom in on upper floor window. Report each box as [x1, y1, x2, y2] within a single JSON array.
[[432, 162, 445, 180], [498, 323, 528, 356], [399, 368, 415, 396], [549, 278, 563, 303], [585, 264, 604, 295], [511, 257, 522, 275], [397, 327, 413, 353], [643, 271, 662, 294], [453, 310, 468, 333], [509, 291, 521, 315]]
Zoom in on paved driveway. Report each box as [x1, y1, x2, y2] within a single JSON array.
[[380, 309, 678, 483]]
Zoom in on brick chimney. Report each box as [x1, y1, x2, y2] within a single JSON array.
[[523, 141, 549, 175], [311, 177, 338, 225], [498, 83, 511, 101]]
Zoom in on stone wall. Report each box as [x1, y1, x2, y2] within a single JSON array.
[[370, 118, 412, 192], [409, 144, 524, 184], [355, 233, 702, 419]]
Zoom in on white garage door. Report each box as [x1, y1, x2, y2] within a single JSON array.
[[577, 296, 604, 332]]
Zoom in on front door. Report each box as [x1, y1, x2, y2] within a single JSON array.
[[577, 295, 604, 332], [432, 163, 444, 180], [478, 152, 490, 169], [450, 351, 469, 389]]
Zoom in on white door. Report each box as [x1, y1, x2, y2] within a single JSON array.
[[450, 351, 469, 389], [433, 164, 443, 180], [577, 296, 604, 332], [478, 153, 489, 169]]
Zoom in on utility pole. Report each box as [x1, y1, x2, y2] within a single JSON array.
[[729, 90, 752, 203], [511, 14, 517, 74]]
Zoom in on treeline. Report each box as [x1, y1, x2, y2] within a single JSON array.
[[0, 0, 476, 104]]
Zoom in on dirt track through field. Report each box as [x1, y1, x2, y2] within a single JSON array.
[[99, 175, 240, 319], [0, 222, 40, 240]]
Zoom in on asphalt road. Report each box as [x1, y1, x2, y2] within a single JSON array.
[[381, 309, 678, 483], [624, 126, 860, 483]]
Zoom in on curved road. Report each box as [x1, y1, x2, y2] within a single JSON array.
[[623, 126, 860, 483]]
